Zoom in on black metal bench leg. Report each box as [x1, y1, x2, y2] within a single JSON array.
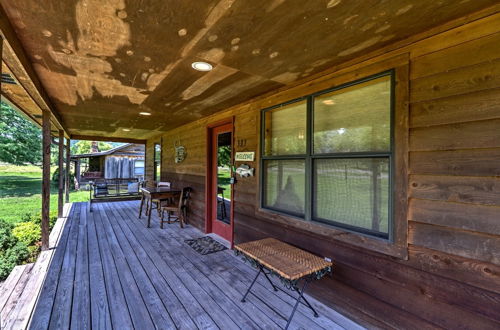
[[299, 293, 319, 317], [241, 268, 262, 302], [262, 267, 278, 291], [285, 280, 309, 330]]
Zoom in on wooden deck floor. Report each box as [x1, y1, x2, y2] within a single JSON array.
[[24, 201, 361, 330]]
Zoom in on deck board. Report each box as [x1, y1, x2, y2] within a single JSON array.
[[28, 203, 78, 330], [24, 201, 362, 330], [94, 203, 156, 329], [108, 202, 212, 329], [71, 203, 91, 330], [86, 202, 112, 330]]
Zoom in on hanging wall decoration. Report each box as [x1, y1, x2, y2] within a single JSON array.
[[174, 141, 186, 163], [236, 164, 254, 177]]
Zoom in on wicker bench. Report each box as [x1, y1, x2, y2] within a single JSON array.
[[234, 238, 333, 329]]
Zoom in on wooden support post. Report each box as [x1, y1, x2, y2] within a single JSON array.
[[41, 110, 51, 251], [58, 130, 64, 217], [65, 138, 70, 203], [0, 36, 3, 93], [75, 159, 81, 187]]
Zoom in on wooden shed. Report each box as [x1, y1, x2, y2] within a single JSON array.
[[0, 1, 499, 328], [71, 143, 145, 184]]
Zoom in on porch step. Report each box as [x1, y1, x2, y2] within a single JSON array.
[[0, 263, 34, 325]]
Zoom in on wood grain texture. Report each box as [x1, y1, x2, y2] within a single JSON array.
[[138, 16, 500, 329], [410, 149, 500, 176], [393, 61, 410, 250], [27, 201, 352, 329], [409, 221, 500, 266], [41, 110, 51, 250], [409, 198, 500, 236], [410, 88, 500, 128], [57, 130, 64, 217], [407, 245, 500, 295], [411, 59, 500, 103], [410, 119, 500, 151], [65, 139, 70, 203], [410, 174, 500, 206], [411, 32, 500, 80], [2, 0, 498, 139]]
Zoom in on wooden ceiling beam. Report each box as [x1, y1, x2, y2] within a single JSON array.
[[0, 5, 68, 138], [70, 135, 146, 145]]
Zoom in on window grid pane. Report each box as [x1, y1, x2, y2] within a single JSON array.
[[263, 159, 305, 216], [313, 158, 389, 237], [264, 100, 307, 156], [313, 75, 391, 154]]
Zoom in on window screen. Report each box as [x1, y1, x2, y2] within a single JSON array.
[[261, 72, 393, 239]]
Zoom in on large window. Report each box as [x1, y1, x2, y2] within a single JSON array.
[[261, 71, 393, 239], [154, 143, 161, 182]]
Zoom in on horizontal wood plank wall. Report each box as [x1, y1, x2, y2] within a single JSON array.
[[146, 13, 500, 329]]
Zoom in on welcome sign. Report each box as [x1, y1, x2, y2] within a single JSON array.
[[234, 152, 255, 162]]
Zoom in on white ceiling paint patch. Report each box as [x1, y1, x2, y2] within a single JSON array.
[[39, 0, 148, 105], [181, 65, 238, 100], [327, 0, 341, 9]]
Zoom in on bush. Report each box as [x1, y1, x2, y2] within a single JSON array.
[[0, 219, 30, 280], [0, 220, 17, 250], [21, 212, 57, 230], [13, 221, 41, 246], [0, 242, 30, 279], [52, 167, 75, 188]]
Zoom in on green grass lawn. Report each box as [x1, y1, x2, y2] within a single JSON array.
[[217, 167, 232, 200], [0, 164, 88, 224]]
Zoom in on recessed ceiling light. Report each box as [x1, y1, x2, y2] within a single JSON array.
[[322, 99, 335, 105], [191, 61, 213, 71], [139, 112, 151, 116], [122, 128, 131, 131]]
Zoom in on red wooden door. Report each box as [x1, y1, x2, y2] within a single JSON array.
[[210, 123, 233, 242]]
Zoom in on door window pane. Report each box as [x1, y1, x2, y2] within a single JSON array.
[[263, 159, 305, 215], [217, 132, 232, 224], [313, 75, 391, 153], [154, 143, 161, 181], [313, 158, 389, 236], [264, 100, 307, 156]]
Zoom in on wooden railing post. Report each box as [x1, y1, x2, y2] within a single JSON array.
[[41, 110, 51, 251], [65, 138, 70, 203], [58, 130, 64, 217], [75, 158, 81, 185]]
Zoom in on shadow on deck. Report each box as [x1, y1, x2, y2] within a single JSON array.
[[11, 201, 362, 329]]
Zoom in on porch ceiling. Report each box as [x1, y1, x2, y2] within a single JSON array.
[[1, 0, 497, 140]]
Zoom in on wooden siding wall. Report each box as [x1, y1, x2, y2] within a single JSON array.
[[146, 13, 500, 329]]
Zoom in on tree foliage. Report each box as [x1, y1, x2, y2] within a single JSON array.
[[217, 145, 231, 167], [71, 140, 113, 155], [0, 102, 42, 165]]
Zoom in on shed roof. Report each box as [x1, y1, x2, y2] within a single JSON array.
[[71, 143, 141, 159]]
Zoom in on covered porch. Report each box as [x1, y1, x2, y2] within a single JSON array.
[[3, 201, 358, 329], [0, 0, 499, 328]]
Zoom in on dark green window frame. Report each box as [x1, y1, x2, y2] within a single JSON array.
[[260, 70, 395, 241]]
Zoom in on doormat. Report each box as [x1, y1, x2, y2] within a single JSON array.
[[184, 236, 228, 255]]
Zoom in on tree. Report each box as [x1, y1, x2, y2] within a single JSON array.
[[71, 140, 113, 155], [217, 145, 231, 167], [0, 102, 42, 165]]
